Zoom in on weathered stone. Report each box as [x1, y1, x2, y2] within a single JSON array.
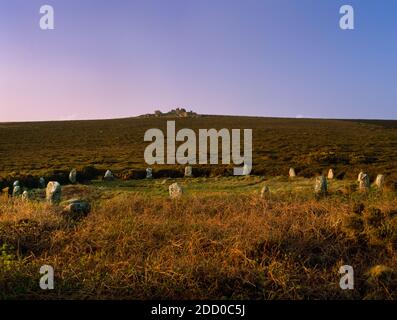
[[13, 180, 20, 188], [314, 176, 328, 194], [62, 199, 91, 218], [12, 186, 22, 197], [46, 181, 62, 204], [184, 166, 193, 177], [375, 174, 385, 188], [2, 187, 9, 197], [69, 168, 77, 184], [104, 170, 114, 181], [146, 168, 153, 179], [327, 169, 334, 179], [39, 177, 46, 189], [260, 185, 270, 198], [358, 171, 365, 182], [242, 164, 251, 176], [169, 183, 183, 199], [359, 173, 370, 192], [21, 190, 30, 201], [289, 168, 296, 177]]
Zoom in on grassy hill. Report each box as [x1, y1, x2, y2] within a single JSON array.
[[1, 116, 397, 299], [1, 116, 397, 188]]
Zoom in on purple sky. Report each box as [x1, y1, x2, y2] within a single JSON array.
[[1, 0, 396, 122]]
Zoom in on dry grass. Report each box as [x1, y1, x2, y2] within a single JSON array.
[[0, 179, 396, 300]]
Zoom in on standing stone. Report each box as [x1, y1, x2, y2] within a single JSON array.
[[22, 190, 30, 201], [146, 168, 153, 179], [359, 173, 370, 192], [46, 181, 62, 204], [242, 164, 251, 176], [314, 176, 328, 195], [327, 169, 334, 179], [69, 169, 77, 184], [169, 183, 184, 199], [39, 177, 46, 189], [375, 174, 385, 189], [12, 186, 22, 197], [289, 168, 296, 178], [358, 171, 365, 182], [260, 185, 270, 198], [184, 166, 193, 178], [104, 170, 114, 181], [2, 187, 9, 198], [13, 180, 20, 188]]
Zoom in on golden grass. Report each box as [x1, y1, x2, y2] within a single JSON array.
[[0, 181, 396, 300]]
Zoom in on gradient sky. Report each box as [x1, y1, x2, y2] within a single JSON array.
[[1, 0, 396, 122]]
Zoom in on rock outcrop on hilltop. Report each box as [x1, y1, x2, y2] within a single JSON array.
[[139, 108, 199, 118]]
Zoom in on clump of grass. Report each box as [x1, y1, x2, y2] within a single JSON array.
[[364, 208, 385, 228], [364, 265, 397, 300], [342, 204, 397, 254]]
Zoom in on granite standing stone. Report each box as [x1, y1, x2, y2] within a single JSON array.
[[146, 168, 153, 179], [314, 176, 328, 194], [46, 181, 62, 204], [184, 166, 193, 178], [169, 183, 184, 199], [375, 174, 385, 188], [359, 173, 370, 192], [12, 186, 22, 197], [69, 169, 77, 184], [104, 170, 114, 181]]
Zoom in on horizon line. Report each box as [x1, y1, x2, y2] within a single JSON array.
[[1, 113, 397, 125]]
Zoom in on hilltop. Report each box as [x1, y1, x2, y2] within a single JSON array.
[[1, 115, 397, 188], [138, 108, 200, 118]]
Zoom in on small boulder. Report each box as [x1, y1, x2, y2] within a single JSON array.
[[69, 169, 77, 184], [62, 199, 91, 219], [169, 183, 184, 199], [104, 170, 114, 181], [289, 168, 296, 178], [46, 181, 62, 204], [146, 168, 153, 179]]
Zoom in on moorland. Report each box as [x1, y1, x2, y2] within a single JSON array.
[[0, 115, 397, 299]]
